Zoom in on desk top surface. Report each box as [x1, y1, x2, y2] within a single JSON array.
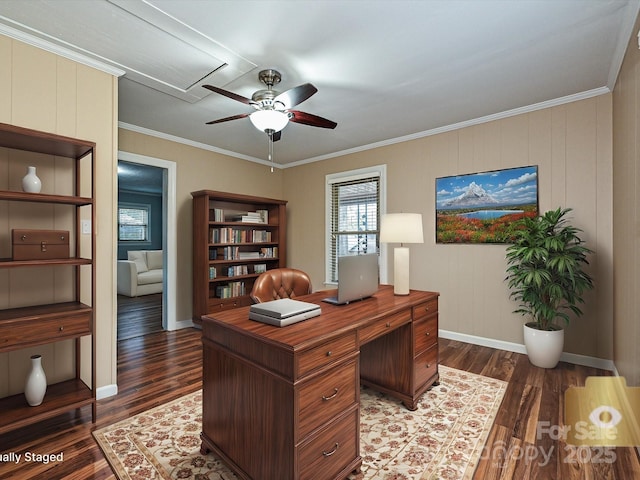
[[201, 285, 438, 351]]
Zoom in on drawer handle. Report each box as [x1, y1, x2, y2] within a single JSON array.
[[426, 363, 432, 368], [326, 351, 332, 357], [425, 332, 430, 336], [322, 388, 339, 401], [425, 306, 430, 312], [59, 326, 64, 332], [386, 322, 391, 328], [322, 443, 339, 457]]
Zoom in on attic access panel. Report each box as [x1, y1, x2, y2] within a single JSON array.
[[0, 0, 255, 102]]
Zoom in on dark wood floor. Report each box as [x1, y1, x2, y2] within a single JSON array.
[[116, 293, 163, 340], [1, 330, 638, 479]]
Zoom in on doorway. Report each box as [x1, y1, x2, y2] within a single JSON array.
[[116, 151, 177, 338]]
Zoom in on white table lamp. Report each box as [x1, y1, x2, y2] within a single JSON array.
[[380, 213, 424, 295]]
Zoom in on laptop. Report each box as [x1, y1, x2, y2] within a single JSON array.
[[249, 298, 321, 327], [323, 253, 379, 305]]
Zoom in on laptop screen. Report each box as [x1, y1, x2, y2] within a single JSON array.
[[325, 253, 379, 305]]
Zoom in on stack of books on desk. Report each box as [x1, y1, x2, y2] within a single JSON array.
[[249, 298, 321, 327]]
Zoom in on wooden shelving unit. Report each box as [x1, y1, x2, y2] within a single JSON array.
[[0, 122, 95, 435], [191, 190, 287, 323]]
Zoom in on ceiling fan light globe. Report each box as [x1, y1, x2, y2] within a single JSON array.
[[249, 110, 289, 133]]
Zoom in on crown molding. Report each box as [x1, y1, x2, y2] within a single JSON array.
[[285, 87, 611, 168], [0, 20, 125, 77], [121, 86, 610, 170], [118, 122, 280, 169]]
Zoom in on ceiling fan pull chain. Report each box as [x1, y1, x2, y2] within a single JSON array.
[[268, 131, 274, 173]]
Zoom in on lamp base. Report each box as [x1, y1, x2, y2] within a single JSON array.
[[393, 247, 410, 295]]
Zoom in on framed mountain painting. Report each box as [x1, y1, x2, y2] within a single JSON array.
[[435, 165, 538, 244]]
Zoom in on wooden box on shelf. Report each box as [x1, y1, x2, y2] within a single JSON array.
[[11, 229, 70, 260], [0, 122, 96, 436], [191, 190, 287, 324]]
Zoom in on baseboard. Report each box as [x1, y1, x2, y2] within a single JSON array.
[[439, 329, 616, 372], [97, 383, 118, 400], [169, 318, 195, 331]]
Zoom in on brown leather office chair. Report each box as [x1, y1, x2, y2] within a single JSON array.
[[250, 268, 312, 303]]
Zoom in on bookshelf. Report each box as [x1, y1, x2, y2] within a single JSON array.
[[0, 122, 96, 434], [191, 190, 287, 323]]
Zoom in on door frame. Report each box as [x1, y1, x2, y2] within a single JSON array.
[[117, 150, 178, 331]]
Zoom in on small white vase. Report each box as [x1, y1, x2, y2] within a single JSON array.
[[25, 354, 47, 406], [523, 323, 564, 369], [22, 166, 42, 193]]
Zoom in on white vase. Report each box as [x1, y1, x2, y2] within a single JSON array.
[[25, 354, 47, 406], [22, 166, 42, 193], [523, 323, 564, 369]]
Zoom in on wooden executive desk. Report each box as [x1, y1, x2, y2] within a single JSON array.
[[200, 285, 439, 480]]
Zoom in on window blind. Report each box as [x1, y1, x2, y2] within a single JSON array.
[[328, 175, 380, 282], [118, 206, 149, 241]]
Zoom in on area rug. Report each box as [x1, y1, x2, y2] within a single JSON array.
[[93, 365, 506, 480]]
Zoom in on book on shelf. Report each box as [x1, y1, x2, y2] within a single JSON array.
[[212, 208, 224, 222], [238, 251, 261, 259], [216, 281, 246, 299], [210, 227, 272, 244], [217, 246, 240, 260], [259, 247, 278, 258], [240, 211, 263, 223], [209, 266, 217, 279], [227, 265, 249, 277], [254, 263, 267, 274], [212, 207, 269, 224]]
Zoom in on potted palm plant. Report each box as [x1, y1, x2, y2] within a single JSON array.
[[505, 207, 594, 368]]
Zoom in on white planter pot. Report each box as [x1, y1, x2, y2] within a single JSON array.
[[523, 323, 564, 368]]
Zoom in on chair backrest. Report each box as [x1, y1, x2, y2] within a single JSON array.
[[250, 268, 312, 303]]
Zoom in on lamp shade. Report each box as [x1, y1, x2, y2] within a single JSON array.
[[249, 110, 289, 133], [380, 213, 424, 244]]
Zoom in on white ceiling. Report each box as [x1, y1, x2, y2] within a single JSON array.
[[0, 0, 638, 167]]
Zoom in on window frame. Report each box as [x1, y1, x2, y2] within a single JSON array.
[[325, 164, 387, 285], [118, 202, 152, 244]]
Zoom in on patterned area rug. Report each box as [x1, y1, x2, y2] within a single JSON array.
[[93, 366, 506, 480]]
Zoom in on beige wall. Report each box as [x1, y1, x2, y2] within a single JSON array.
[[284, 96, 614, 361], [5, 20, 638, 400], [0, 36, 117, 395], [118, 130, 284, 324], [612, 15, 640, 386]]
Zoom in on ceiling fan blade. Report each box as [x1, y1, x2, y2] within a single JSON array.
[[289, 110, 337, 129], [203, 84, 254, 105], [206, 113, 249, 125], [274, 83, 317, 109]]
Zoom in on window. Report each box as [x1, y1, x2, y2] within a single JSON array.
[[326, 165, 386, 283], [118, 204, 150, 242]]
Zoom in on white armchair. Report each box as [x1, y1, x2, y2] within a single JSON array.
[[117, 250, 164, 297]]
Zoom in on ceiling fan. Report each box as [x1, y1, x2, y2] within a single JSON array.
[[203, 69, 337, 142]]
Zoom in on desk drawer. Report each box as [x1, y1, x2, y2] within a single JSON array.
[[414, 344, 438, 387], [298, 408, 359, 480], [412, 298, 438, 322], [414, 316, 438, 354], [297, 333, 357, 378], [358, 309, 411, 345], [298, 359, 358, 439]]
